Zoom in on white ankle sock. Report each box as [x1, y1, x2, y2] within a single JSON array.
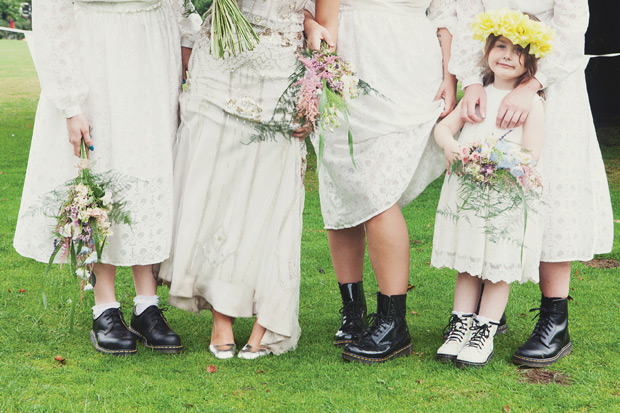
[[453, 311, 473, 318], [475, 314, 499, 325], [93, 301, 121, 319], [133, 295, 159, 315]]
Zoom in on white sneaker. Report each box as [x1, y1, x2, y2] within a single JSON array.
[[455, 319, 498, 368], [436, 313, 474, 362]]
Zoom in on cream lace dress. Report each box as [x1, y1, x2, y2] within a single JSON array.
[[431, 85, 543, 284], [158, 0, 309, 355], [307, 0, 456, 229], [450, 0, 614, 262], [14, 0, 201, 266]]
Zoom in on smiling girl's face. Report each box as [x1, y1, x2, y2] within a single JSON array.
[[487, 36, 527, 82]]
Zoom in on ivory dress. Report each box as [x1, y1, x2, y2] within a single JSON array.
[[158, 0, 309, 355], [14, 0, 201, 266], [450, 0, 614, 261], [309, 0, 456, 229], [431, 85, 543, 284]]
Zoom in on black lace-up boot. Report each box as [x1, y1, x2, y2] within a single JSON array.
[[91, 308, 137, 356], [129, 305, 183, 354], [476, 284, 507, 334], [341, 292, 412, 364], [512, 296, 571, 367], [333, 282, 367, 347]]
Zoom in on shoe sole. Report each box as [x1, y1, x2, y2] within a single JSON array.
[[496, 323, 508, 335], [333, 339, 356, 348], [341, 343, 413, 365], [511, 342, 572, 367], [90, 330, 137, 356], [455, 350, 494, 369], [128, 327, 183, 354], [435, 353, 458, 363]]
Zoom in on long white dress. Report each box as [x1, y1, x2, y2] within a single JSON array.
[[14, 0, 201, 266], [158, 0, 309, 355], [450, 0, 614, 262], [309, 0, 456, 229], [431, 85, 543, 284]]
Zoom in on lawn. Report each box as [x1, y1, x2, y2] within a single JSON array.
[[1, 39, 619, 411]]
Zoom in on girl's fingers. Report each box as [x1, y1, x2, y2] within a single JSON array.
[[478, 93, 487, 120]]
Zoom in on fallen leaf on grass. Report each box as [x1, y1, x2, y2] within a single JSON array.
[[503, 405, 511, 412], [410, 310, 418, 315], [614, 219, 620, 224], [518, 369, 573, 386], [412, 240, 422, 245], [578, 276, 584, 281], [19, 289, 26, 293], [54, 355, 66, 365], [575, 269, 579, 276], [206, 365, 217, 374], [582, 259, 620, 269], [7, 289, 11, 293], [417, 380, 423, 384], [318, 267, 325, 274], [255, 370, 266, 374]]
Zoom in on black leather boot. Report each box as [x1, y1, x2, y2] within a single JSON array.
[[341, 292, 412, 364], [129, 305, 183, 354], [476, 283, 507, 334], [512, 296, 572, 367], [333, 282, 367, 347], [90, 308, 137, 356]]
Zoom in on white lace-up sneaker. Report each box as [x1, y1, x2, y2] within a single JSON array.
[[436, 313, 474, 362], [455, 319, 499, 368]]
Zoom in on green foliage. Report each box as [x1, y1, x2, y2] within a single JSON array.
[[193, 0, 213, 15], [1, 39, 620, 412]]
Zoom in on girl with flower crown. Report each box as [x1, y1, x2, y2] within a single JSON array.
[[14, 0, 201, 355], [451, 0, 614, 368], [431, 10, 548, 368], [303, 0, 457, 364]]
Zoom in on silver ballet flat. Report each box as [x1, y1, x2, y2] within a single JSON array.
[[237, 344, 270, 360], [209, 343, 236, 360]]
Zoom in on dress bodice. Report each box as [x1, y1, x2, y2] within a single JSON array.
[[235, 0, 309, 31]]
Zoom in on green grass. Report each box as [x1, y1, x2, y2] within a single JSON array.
[[1, 39, 619, 411]]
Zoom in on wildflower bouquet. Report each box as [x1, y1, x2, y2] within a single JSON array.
[[252, 44, 377, 167], [442, 131, 542, 250], [44, 139, 131, 295]]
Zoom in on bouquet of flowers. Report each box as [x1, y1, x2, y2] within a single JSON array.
[[441, 131, 543, 252], [251, 44, 378, 167], [43, 139, 131, 300]]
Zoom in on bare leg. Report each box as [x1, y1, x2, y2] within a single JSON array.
[[453, 272, 481, 314], [327, 225, 365, 284], [247, 319, 267, 348], [211, 310, 234, 345], [93, 263, 117, 305], [478, 280, 511, 321], [365, 204, 410, 295], [131, 264, 158, 296], [539, 261, 571, 298]]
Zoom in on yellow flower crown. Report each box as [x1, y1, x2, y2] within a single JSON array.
[[471, 9, 555, 58]]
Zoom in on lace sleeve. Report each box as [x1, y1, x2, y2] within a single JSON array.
[[448, 0, 485, 86], [428, 0, 457, 35], [32, 0, 87, 118], [167, 0, 203, 48], [535, 0, 589, 88]]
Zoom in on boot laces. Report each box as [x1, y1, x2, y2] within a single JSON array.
[[365, 312, 390, 336], [467, 322, 492, 350], [340, 301, 365, 322], [529, 307, 557, 339], [443, 314, 469, 342]]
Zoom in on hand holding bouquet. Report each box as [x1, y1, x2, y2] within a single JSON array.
[[206, 0, 259, 58]]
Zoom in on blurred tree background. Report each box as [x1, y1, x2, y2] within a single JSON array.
[[0, 0, 30, 38], [193, 0, 212, 15]]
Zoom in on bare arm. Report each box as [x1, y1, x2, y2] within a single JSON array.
[[434, 101, 467, 172], [434, 27, 458, 118], [315, 0, 340, 46], [520, 97, 545, 162]]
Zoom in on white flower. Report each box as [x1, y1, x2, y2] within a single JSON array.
[[75, 267, 89, 281], [83, 283, 94, 291], [101, 192, 113, 206]]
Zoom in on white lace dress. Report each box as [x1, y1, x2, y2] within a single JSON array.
[[431, 85, 543, 284], [157, 0, 309, 355], [307, 0, 456, 229], [13, 0, 201, 266], [450, 0, 614, 262]]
